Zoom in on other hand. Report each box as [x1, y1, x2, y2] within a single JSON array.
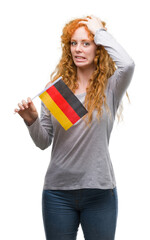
[[14, 97, 38, 126]]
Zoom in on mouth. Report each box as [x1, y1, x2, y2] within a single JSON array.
[[74, 56, 86, 62], [75, 56, 86, 59]]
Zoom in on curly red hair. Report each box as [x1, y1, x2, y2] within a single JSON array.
[[50, 17, 129, 125]]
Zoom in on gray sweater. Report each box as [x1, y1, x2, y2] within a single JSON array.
[[26, 28, 135, 190]]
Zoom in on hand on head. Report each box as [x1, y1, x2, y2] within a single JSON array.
[[78, 15, 107, 35]]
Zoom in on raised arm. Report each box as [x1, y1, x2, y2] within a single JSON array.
[[79, 16, 135, 106]]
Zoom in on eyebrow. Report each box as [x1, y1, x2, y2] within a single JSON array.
[[71, 39, 91, 42]]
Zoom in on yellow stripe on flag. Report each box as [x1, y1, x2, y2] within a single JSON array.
[[39, 91, 73, 130]]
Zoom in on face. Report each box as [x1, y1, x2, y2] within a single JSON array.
[[70, 27, 97, 69]]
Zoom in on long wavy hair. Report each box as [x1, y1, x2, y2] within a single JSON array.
[[50, 17, 130, 126]]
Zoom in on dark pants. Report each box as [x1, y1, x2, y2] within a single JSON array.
[[42, 187, 118, 240]]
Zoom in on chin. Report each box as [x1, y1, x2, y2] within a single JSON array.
[[74, 61, 89, 67], [76, 63, 92, 69], [76, 63, 87, 67]]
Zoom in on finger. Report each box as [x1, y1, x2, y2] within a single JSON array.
[[27, 97, 32, 103], [95, 18, 104, 29], [78, 20, 88, 25], [96, 16, 101, 21], [22, 100, 28, 109], [90, 15, 97, 19], [94, 17, 102, 26], [18, 102, 25, 110], [28, 100, 36, 111], [14, 108, 19, 113]]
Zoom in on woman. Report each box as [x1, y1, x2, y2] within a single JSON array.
[[15, 16, 135, 240]]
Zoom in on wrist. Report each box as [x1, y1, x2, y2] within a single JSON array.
[[24, 117, 37, 126], [95, 27, 106, 34]]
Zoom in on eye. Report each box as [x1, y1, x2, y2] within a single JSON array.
[[83, 42, 90, 46], [70, 41, 76, 46]]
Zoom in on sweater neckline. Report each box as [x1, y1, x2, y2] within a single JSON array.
[[75, 92, 86, 97]]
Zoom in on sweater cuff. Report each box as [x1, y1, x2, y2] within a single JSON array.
[[24, 117, 40, 131]]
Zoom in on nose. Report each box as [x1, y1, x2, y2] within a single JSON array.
[[75, 43, 82, 52]]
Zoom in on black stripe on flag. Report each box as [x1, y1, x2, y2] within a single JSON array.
[[54, 79, 88, 118]]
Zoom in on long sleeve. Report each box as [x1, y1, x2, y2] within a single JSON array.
[[94, 28, 135, 107], [25, 102, 54, 150]]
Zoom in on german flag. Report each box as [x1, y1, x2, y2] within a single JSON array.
[[38, 77, 88, 130]]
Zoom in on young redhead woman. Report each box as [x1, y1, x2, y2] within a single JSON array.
[[15, 16, 135, 240]]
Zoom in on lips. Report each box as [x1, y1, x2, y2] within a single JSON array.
[[74, 56, 87, 62], [75, 56, 86, 59]]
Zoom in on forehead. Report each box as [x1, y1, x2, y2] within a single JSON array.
[[71, 27, 90, 40]]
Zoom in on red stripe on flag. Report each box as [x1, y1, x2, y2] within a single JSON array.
[[46, 86, 81, 124]]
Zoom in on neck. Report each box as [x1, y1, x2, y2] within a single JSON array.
[[76, 65, 96, 87]]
